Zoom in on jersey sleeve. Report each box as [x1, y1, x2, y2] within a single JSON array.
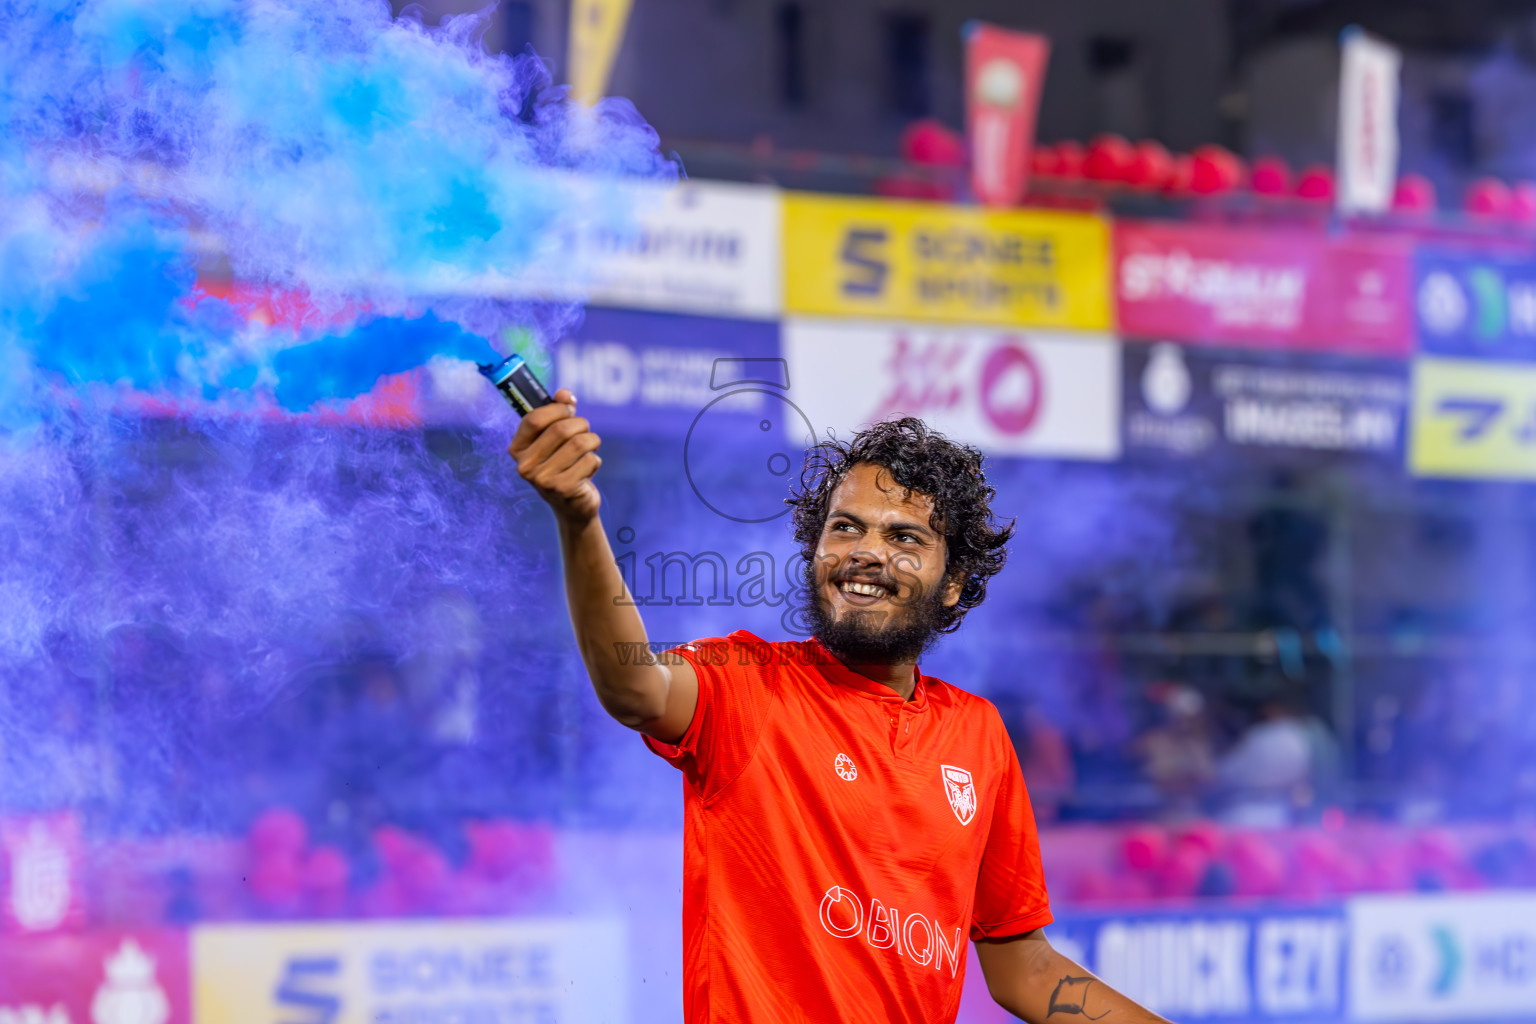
[[971, 729, 1053, 940], [642, 630, 777, 801]]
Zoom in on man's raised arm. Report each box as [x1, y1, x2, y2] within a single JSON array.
[[510, 389, 698, 743]]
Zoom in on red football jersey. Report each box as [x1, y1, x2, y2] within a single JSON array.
[[645, 630, 1052, 1024]]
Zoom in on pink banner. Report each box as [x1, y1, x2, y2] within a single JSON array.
[[1114, 221, 1412, 356], [0, 929, 190, 1023]]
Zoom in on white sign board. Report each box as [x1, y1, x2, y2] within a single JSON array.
[[1348, 892, 1536, 1020], [1337, 28, 1402, 215], [578, 179, 781, 318], [783, 318, 1120, 459]]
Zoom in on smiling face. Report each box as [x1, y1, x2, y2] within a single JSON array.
[[806, 462, 962, 665]]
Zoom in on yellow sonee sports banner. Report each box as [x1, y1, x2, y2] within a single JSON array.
[[192, 918, 625, 1023], [1410, 357, 1536, 480], [782, 192, 1111, 329]]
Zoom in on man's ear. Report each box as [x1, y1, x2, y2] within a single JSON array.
[[942, 574, 963, 608]]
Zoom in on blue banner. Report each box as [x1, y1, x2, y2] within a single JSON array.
[[1414, 249, 1536, 361], [1122, 341, 1408, 462], [1049, 904, 1347, 1023], [559, 308, 784, 437]]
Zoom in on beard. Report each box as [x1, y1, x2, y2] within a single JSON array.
[[806, 573, 952, 665]]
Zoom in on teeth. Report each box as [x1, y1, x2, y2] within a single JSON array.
[[840, 582, 887, 598]]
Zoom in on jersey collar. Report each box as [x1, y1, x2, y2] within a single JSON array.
[[805, 638, 929, 710]]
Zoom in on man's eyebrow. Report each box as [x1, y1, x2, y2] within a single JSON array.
[[827, 508, 866, 527], [884, 519, 936, 538]]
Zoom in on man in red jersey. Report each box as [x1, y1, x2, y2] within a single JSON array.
[[512, 391, 1170, 1024]]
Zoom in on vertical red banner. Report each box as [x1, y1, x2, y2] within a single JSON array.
[[965, 22, 1050, 207]]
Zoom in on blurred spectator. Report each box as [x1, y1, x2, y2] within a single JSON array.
[[103, 622, 202, 832], [1248, 476, 1330, 633], [1301, 707, 1344, 812], [16, 684, 117, 817], [994, 694, 1075, 822], [1062, 589, 1139, 812], [1214, 682, 1321, 827], [314, 652, 440, 845], [1135, 684, 1215, 821], [401, 590, 484, 747]]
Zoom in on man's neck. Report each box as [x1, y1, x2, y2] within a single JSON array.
[[841, 657, 918, 701]]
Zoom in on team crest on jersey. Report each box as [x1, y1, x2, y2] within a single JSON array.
[[834, 753, 858, 781], [940, 765, 976, 825]]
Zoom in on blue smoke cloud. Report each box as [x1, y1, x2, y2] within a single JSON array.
[[0, 0, 674, 415], [0, 0, 673, 842]]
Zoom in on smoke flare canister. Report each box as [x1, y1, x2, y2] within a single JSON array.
[[479, 354, 554, 416]]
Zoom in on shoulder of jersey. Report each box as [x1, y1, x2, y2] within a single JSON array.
[[727, 630, 816, 665], [920, 671, 976, 705], [674, 630, 765, 651], [927, 677, 1009, 729], [676, 629, 797, 670]]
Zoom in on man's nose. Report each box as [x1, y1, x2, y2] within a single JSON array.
[[845, 545, 887, 570]]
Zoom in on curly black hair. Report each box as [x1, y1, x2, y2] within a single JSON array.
[[786, 418, 1015, 633]]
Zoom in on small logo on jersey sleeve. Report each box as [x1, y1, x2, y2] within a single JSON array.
[[834, 753, 859, 781], [940, 765, 976, 825]]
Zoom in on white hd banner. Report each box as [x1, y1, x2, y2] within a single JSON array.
[[1347, 891, 1536, 1021]]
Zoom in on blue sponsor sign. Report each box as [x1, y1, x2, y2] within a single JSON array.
[[1049, 905, 1348, 1023], [559, 309, 784, 437], [1415, 249, 1536, 361], [1122, 341, 1408, 462]]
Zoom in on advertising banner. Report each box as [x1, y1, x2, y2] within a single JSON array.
[[1348, 892, 1536, 1021], [1115, 222, 1412, 356], [1336, 29, 1402, 215], [558, 309, 783, 437], [1415, 249, 1536, 361], [584, 180, 781, 318], [1123, 342, 1408, 460], [1048, 906, 1347, 1022], [192, 917, 626, 1024], [568, 0, 634, 105], [965, 22, 1050, 207], [508, 179, 782, 319], [1409, 357, 1536, 480], [783, 193, 1111, 329], [2, 812, 84, 934], [0, 930, 190, 1024], [783, 318, 1120, 460]]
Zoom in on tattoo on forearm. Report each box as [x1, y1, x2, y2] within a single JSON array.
[[1047, 975, 1109, 1020]]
